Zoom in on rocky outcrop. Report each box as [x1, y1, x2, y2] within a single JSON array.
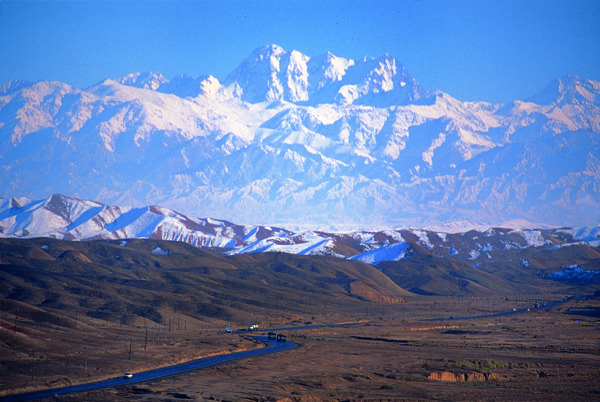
[[428, 371, 502, 382]]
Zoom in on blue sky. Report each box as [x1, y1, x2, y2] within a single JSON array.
[[1, 0, 599, 103]]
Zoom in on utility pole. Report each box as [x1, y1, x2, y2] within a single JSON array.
[[144, 328, 148, 351], [128, 339, 132, 361]]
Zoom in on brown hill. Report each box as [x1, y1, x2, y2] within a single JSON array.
[[57, 249, 92, 263], [378, 241, 600, 296], [0, 238, 409, 329]]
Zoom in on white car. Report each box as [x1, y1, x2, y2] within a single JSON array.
[[123, 372, 133, 379]]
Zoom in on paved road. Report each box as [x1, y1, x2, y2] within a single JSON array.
[[425, 295, 583, 321], [1, 336, 299, 401], [3, 295, 592, 400], [240, 322, 359, 333]]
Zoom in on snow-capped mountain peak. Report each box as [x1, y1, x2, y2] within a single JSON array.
[[117, 72, 170, 91], [1, 45, 599, 227], [527, 74, 600, 107], [307, 51, 355, 93], [224, 44, 310, 103], [222, 45, 425, 107]]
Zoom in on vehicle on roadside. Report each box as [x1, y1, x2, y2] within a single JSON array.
[[123, 372, 133, 379], [248, 324, 259, 331], [225, 327, 232, 333], [268, 332, 277, 340], [276, 333, 287, 342]]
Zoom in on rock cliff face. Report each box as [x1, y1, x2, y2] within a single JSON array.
[[428, 371, 502, 382]]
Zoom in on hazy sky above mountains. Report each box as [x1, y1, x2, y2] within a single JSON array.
[[1, 0, 598, 104]]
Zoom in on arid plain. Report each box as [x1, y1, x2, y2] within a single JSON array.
[[1, 238, 599, 400]]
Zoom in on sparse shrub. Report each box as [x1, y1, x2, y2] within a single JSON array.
[[358, 393, 365, 398], [380, 384, 394, 390], [454, 359, 528, 371]]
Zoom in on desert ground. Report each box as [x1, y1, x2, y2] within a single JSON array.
[[1, 295, 599, 401], [1, 238, 599, 400]]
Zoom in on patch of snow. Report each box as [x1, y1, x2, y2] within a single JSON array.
[[513, 230, 551, 247], [412, 230, 433, 249], [152, 246, 171, 255], [546, 265, 600, 284], [566, 226, 600, 243], [348, 241, 410, 265]]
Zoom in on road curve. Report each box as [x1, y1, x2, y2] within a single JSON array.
[[1, 336, 299, 401]]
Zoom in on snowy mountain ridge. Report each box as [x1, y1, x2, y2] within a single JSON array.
[[1, 194, 598, 266], [1, 45, 600, 227]]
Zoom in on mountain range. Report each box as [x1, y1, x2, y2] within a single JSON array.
[[2, 193, 600, 292], [2, 194, 600, 296], [1, 44, 599, 227]]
